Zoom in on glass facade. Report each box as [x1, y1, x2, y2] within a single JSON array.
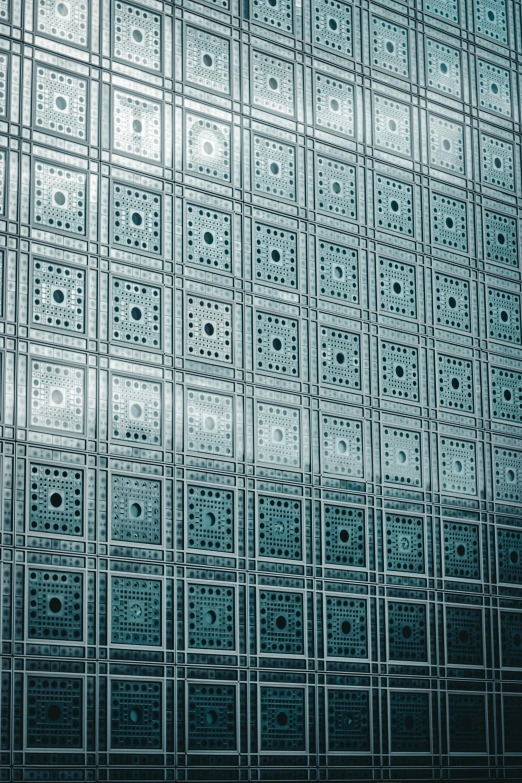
[[0, 0, 521, 778]]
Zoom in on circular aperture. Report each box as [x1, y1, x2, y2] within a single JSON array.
[[130, 403, 142, 419], [340, 529, 349, 543], [332, 181, 341, 195], [451, 377, 460, 390], [276, 711, 288, 727], [397, 450, 407, 464], [459, 630, 469, 643], [330, 98, 340, 112], [132, 119, 143, 134], [268, 77, 278, 91], [202, 53, 213, 68], [129, 707, 142, 723], [56, 2, 69, 16], [131, 212, 142, 226], [130, 503, 142, 518], [47, 704, 62, 720], [204, 322, 215, 336], [132, 28, 143, 43], [510, 550, 519, 564], [446, 217, 454, 229], [203, 141, 214, 156], [504, 389, 512, 401], [55, 96, 67, 111], [50, 492, 63, 508], [448, 296, 457, 309], [404, 715, 414, 730], [131, 306, 142, 321], [341, 620, 351, 634], [390, 199, 399, 212], [337, 439, 347, 454], [453, 459, 463, 473], [204, 610, 217, 626], [204, 231, 214, 245], [440, 62, 448, 74], [275, 615, 287, 630], [51, 389, 64, 405], [336, 352, 345, 365], [205, 709, 218, 726], [386, 41, 394, 53], [393, 282, 402, 294], [494, 157, 502, 169], [402, 624, 412, 639], [395, 365, 404, 378], [204, 416, 216, 431], [271, 249, 281, 262], [507, 469, 515, 482], [53, 289, 65, 304], [203, 511, 216, 528], [501, 310, 509, 322], [270, 162, 280, 176], [388, 119, 397, 132], [273, 428, 284, 443], [272, 337, 282, 351], [328, 17, 338, 31], [49, 597, 62, 614], [498, 233, 506, 245], [54, 191, 66, 207], [457, 544, 466, 557]]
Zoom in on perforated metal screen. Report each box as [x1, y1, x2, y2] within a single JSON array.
[[0, 0, 521, 780]]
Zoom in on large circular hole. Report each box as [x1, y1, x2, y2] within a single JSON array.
[[341, 620, 351, 635], [203, 511, 216, 528], [275, 615, 287, 630], [451, 377, 460, 390], [270, 162, 280, 175], [402, 625, 412, 639], [131, 306, 142, 321], [388, 119, 397, 132], [504, 389, 512, 401], [501, 310, 509, 322], [459, 630, 469, 643], [56, 2, 69, 16], [332, 181, 341, 195], [51, 389, 64, 405], [448, 296, 457, 309], [498, 232, 506, 245], [204, 322, 215, 337], [271, 249, 281, 263], [336, 352, 345, 365], [272, 337, 282, 351], [130, 502, 142, 518], [130, 403, 142, 419], [205, 709, 218, 726], [129, 707, 142, 723], [204, 416, 216, 431], [273, 428, 284, 443], [488, 9, 495, 20], [443, 138, 451, 151], [330, 98, 340, 112], [53, 289, 65, 304], [397, 450, 407, 464], [453, 459, 463, 473], [386, 41, 395, 53], [404, 715, 414, 730], [333, 265, 344, 279], [54, 191, 66, 207], [131, 211, 142, 226], [395, 365, 404, 378], [339, 529, 349, 543], [328, 17, 338, 30], [446, 217, 454, 229], [491, 82, 499, 95], [204, 231, 214, 245], [55, 96, 67, 111], [510, 550, 519, 564], [50, 492, 63, 509], [202, 53, 213, 68], [457, 544, 466, 557], [49, 597, 62, 614], [390, 199, 399, 212], [337, 439, 347, 454], [440, 62, 448, 74], [203, 141, 214, 156], [276, 711, 288, 727], [507, 469, 515, 482], [393, 282, 402, 294], [130, 503, 142, 519], [132, 119, 143, 134], [47, 704, 62, 721], [494, 156, 502, 169], [132, 28, 143, 43], [204, 610, 217, 626], [514, 633, 522, 647], [268, 77, 279, 91]]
